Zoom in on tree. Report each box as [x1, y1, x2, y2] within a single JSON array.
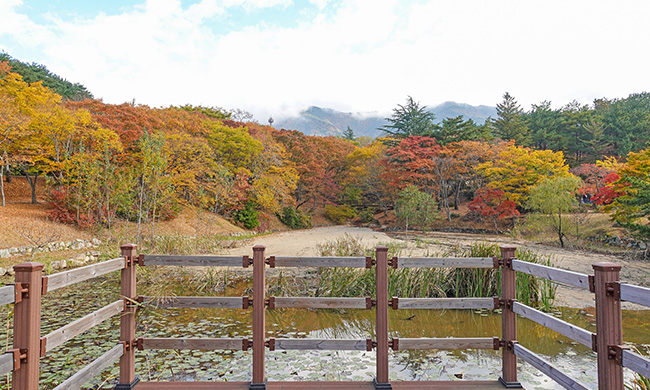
[[526, 101, 561, 150], [342, 126, 355, 141], [492, 92, 529, 145], [395, 185, 440, 229], [435, 116, 489, 145], [527, 176, 582, 247], [379, 96, 438, 139], [468, 187, 519, 233]]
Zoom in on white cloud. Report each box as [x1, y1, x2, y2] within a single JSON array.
[[2, 0, 650, 120]]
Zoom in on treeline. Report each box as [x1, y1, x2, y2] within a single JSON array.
[[2, 59, 650, 244]]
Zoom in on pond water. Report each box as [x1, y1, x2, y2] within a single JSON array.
[[1, 275, 648, 389]]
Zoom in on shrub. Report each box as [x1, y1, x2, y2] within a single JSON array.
[[324, 204, 357, 224], [277, 207, 312, 229], [233, 201, 260, 230]]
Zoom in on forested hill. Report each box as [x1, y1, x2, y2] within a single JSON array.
[[0, 52, 93, 101], [274, 102, 497, 137]]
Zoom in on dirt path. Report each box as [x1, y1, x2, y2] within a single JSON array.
[[226, 226, 650, 308]]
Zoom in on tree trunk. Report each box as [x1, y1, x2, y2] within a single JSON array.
[[26, 172, 39, 204], [0, 161, 4, 207], [557, 211, 564, 248]]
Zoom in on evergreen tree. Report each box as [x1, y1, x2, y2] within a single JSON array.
[[379, 96, 438, 138], [493, 92, 530, 145], [343, 125, 355, 140]]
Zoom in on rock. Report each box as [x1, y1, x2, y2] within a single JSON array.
[[0, 267, 5, 276], [75, 253, 86, 261], [0, 249, 10, 258], [51, 260, 62, 270], [91, 238, 101, 246], [639, 241, 647, 250], [68, 259, 84, 267], [6, 266, 14, 276], [90, 251, 99, 258], [614, 236, 623, 245], [8, 247, 18, 255]]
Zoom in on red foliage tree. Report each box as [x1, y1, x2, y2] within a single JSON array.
[[468, 187, 519, 233]]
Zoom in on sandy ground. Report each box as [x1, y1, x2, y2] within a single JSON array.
[[225, 225, 650, 309]]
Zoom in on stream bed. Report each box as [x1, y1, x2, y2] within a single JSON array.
[[1, 274, 648, 389]]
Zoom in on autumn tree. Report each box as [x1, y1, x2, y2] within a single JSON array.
[[395, 185, 440, 230], [468, 188, 519, 233], [527, 176, 582, 247]]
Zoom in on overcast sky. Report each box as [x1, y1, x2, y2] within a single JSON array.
[[2, 0, 649, 121]]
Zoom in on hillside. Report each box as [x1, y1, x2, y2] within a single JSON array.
[[274, 102, 497, 137]]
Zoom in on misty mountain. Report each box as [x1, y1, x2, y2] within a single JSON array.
[[274, 102, 497, 138]]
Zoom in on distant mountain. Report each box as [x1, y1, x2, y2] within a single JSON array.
[[274, 102, 497, 138]]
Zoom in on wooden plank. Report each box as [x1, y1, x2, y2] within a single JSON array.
[[274, 297, 368, 309], [46, 258, 124, 293], [53, 344, 123, 390], [511, 260, 591, 290], [513, 343, 589, 390], [142, 255, 243, 267], [44, 300, 124, 353], [398, 337, 496, 350], [398, 257, 494, 269], [136, 381, 508, 389], [397, 298, 494, 310], [273, 339, 368, 351], [0, 352, 13, 376], [273, 256, 367, 268], [141, 296, 244, 309], [620, 283, 650, 308], [141, 338, 247, 351], [622, 349, 650, 379], [0, 285, 15, 306], [512, 302, 594, 348]]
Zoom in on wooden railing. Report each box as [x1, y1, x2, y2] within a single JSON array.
[[0, 244, 649, 390]]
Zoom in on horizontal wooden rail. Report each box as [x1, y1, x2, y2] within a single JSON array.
[[45, 258, 125, 293], [620, 283, 650, 307], [395, 337, 497, 350], [622, 349, 650, 378], [512, 302, 594, 349], [43, 300, 124, 354], [272, 256, 368, 268], [397, 257, 494, 269], [140, 338, 249, 351], [141, 255, 243, 267], [0, 352, 14, 376], [513, 343, 589, 390], [273, 339, 368, 351], [511, 260, 591, 291], [0, 285, 15, 306], [273, 297, 369, 309], [141, 296, 245, 309], [395, 297, 495, 310], [53, 344, 123, 390]]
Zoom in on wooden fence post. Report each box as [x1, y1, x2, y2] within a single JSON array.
[[251, 245, 266, 390], [115, 244, 139, 390], [374, 246, 391, 389], [593, 262, 623, 390], [499, 246, 521, 388], [12, 262, 44, 390]]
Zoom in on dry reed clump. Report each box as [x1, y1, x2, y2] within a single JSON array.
[[314, 235, 556, 310]]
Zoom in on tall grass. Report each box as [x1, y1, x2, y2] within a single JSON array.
[[315, 235, 556, 309]]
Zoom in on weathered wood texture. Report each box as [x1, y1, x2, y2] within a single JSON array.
[[53, 344, 123, 390], [0, 285, 15, 306], [12, 262, 44, 390], [397, 338, 496, 350], [273, 297, 368, 309], [273, 339, 367, 351], [141, 338, 247, 351], [512, 302, 593, 348], [593, 263, 623, 390], [142, 255, 243, 267], [622, 349, 650, 379], [0, 352, 14, 376], [252, 245, 266, 385], [500, 246, 518, 386], [136, 380, 509, 389], [398, 257, 494, 269], [620, 283, 650, 308], [397, 298, 494, 310], [141, 296, 244, 309], [45, 257, 124, 293], [513, 343, 589, 390], [511, 260, 591, 290], [273, 256, 367, 268], [375, 246, 389, 384], [44, 300, 124, 353], [118, 244, 137, 386]]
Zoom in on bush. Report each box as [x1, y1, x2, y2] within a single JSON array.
[[233, 201, 260, 230], [395, 185, 440, 228], [324, 204, 357, 224], [277, 207, 312, 229], [358, 209, 375, 224]]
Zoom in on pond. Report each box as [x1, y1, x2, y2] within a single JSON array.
[[1, 274, 648, 389]]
